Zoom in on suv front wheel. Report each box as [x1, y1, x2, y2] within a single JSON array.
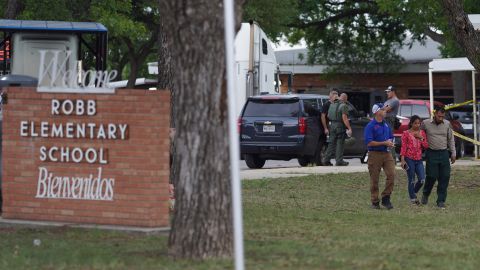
[[244, 154, 266, 169]]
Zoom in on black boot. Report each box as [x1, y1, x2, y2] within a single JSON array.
[[381, 196, 394, 210]]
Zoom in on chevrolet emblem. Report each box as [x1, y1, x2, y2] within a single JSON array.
[[264, 121, 272, 125]]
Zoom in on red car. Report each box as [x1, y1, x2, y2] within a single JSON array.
[[394, 99, 466, 158]]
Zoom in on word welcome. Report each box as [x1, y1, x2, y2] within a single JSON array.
[[37, 50, 117, 93], [36, 167, 114, 201]]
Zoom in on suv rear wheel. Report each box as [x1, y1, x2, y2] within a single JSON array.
[[244, 154, 266, 169]]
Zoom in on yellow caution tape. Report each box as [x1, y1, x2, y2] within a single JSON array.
[[453, 131, 480, 146], [444, 100, 474, 111]]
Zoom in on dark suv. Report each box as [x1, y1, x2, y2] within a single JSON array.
[[239, 94, 328, 168]]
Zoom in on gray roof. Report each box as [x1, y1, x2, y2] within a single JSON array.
[[275, 38, 442, 65], [0, 20, 107, 33]]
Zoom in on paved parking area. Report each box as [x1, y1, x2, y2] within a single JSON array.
[[240, 158, 479, 180]]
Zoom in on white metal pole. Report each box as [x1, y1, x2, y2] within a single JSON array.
[[223, 1, 245, 270], [473, 71, 478, 159], [429, 69, 434, 116]]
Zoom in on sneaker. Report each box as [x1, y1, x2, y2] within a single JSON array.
[[421, 195, 428, 205], [437, 202, 446, 209], [371, 202, 380, 209], [322, 161, 333, 166], [410, 199, 420, 205], [336, 161, 349, 166], [381, 196, 394, 210]]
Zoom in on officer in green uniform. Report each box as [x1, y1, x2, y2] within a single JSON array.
[[322, 97, 352, 166]]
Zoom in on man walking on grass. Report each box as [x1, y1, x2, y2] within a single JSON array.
[[421, 106, 455, 209], [364, 103, 395, 209]]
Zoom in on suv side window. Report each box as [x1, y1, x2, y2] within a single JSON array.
[[303, 99, 320, 116]]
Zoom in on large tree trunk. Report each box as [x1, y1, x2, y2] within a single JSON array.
[[126, 60, 139, 89], [157, 17, 178, 193], [441, 0, 480, 70], [159, 0, 243, 259]]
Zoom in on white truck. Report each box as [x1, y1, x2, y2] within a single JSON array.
[[234, 21, 280, 115], [147, 22, 280, 115]]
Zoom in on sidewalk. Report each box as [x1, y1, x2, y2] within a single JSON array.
[[241, 158, 479, 180]]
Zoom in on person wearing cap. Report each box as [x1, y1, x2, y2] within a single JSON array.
[[383, 86, 399, 161], [420, 106, 456, 209], [322, 94, 352, 166], [364, 103, 395, 209]]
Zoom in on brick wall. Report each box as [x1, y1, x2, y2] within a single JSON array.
[[279, 73, 454, 97], [2, 87, 170, 228]]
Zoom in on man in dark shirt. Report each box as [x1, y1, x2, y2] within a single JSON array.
[[321, 89, 338, 165]]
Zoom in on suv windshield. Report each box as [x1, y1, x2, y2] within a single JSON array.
[[243, 99, 299, 117]]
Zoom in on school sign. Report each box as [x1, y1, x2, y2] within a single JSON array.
[[2, 86, 170, 227]]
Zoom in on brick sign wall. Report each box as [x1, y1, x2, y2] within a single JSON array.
[[2, 87, 170, 227]]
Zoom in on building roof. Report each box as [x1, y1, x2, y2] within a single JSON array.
[[275, 38, 442, 66], [0, 20, 107, 33], [275, 38, 443, 74]]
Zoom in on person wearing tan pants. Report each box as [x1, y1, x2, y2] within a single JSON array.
[[364, 103, 395, 209]]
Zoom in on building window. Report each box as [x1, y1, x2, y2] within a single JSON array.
[[262, 39, 268, 55]]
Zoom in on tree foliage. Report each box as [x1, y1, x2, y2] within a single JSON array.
[[243, 0, 480, 73]]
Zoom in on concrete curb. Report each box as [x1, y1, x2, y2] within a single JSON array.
[[0, 217, 170, 235], [241, 159, 479, 180]]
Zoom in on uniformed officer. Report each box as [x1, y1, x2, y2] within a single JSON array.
[[322, 96, 352, 166]]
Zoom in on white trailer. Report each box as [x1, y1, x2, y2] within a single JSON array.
[[147, 22, 280, 115], [234, 22, 279, 116]]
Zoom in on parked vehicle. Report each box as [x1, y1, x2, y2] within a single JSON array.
[[341, 101, 370, 160], [239, 94, 327, 168], [449, 104, 480, 154], [394, 99, 466, 158], [234, 22, 280, 116], [239, 94, 367, 168]]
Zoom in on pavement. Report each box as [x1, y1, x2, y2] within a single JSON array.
[[240, 158, 480, 180]]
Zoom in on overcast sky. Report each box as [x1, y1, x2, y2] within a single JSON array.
[[272, 39, 306, 51]]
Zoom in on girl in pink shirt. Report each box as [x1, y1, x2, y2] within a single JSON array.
[[400, 115, 429, 205]]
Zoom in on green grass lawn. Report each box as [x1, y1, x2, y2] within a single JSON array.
[[1, 166, 480, 269]]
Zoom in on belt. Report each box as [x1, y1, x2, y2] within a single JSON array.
[[427, 148, 448, 152]]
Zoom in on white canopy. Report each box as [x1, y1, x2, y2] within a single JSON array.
[[428, 57, 478, 158], [429, 57, 475, 72]]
